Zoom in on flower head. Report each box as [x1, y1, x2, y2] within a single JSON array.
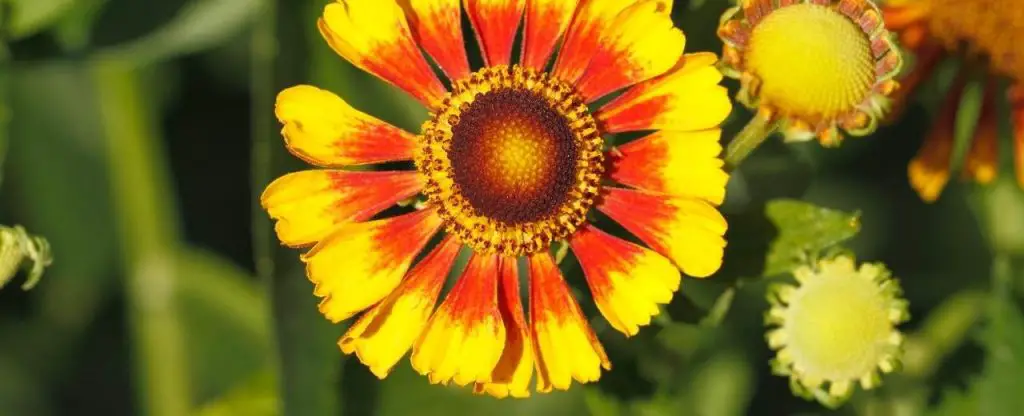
[[883, 0, 1024, 202], [718, 0, 903, 145], [261, 0, 732, 397], [765, 255, 909, 407]]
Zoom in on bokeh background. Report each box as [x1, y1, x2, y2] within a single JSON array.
[[1, 0, 1022, 415]]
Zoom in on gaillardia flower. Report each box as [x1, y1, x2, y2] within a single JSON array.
[[718, 0, 903, 145], [765, 255, 909, 407], [883, 0, 1024, 202], [261, 0, 732, 397]]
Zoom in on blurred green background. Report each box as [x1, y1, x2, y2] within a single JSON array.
[[1, 0, 1022, 415]]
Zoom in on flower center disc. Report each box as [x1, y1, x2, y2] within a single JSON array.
[[784, 265, 894, 381], [449, 89, 578, 224], [418, 66, 604, 256], [747, 3, 875, 119]]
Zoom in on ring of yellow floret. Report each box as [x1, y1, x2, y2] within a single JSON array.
[[764, 255, 909, 407], [416, 65, 605, 257]]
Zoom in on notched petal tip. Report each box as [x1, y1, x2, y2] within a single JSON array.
[[596, 53, 731, 133], [319, 0, 446, 106], [338, 236, 461, 380], [529, 253, 610, 392], [275, 85, 417, 166], [411, 252, 506, 387], [598, 188, 727, 278], [575, 0, 687, 102], [261, 170, 424, 247], [571, 225, 681, 337], [303, 209, 443, 322]]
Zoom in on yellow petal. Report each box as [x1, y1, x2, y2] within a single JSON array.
[[521, 0, 579, 70], [400, 0, 470, 81], [597, 188, 727, 278], [909, 74, 963, 202], [339, 236, 462, 378], [275, 85, 416, 166], [570, 225, 680, 336], [529, 253, 610, 392], [596, 53, 731, 133], [575, 0, 685, 102], [552, 0, 636, 84], [260, 170, 424, 247], [411, 252, 506, 386], [319, 0, 446, 106], [464, 0, 526, 66], [963, 83, 999, 185], [607, 129, 728, 204], [474, 258, 534, 398], [302, 209, 443, 322]]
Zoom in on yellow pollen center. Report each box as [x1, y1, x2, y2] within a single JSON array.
[[746, 4, 876, 120], [928, 0, 1024, 80], [488, 131, 551, 191], [783, 267, 893, 381]]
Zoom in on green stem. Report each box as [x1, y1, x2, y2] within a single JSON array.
[[724, 114, 778, 170], [249, 0, 283, 411], [252, 1, 341, 414], [92, 59, 190, 416], [0, 51, 9, 188], [901, 290, 986, 379]]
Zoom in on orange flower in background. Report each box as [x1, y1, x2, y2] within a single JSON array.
[[883, 0, 1024, 202], [717, 0, 903, 146], [260, 0, 732, 397]]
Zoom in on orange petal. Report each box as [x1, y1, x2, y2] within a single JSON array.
[[963, 82, 999, 185], [595, 53, 731, 133], [339, 236, 462, 378], [575, 0, 685, 102], [302, 208, 443, 322], [1011, 85, 1024, 189], [411, 252, 506, 386], [908, 73, 964, 202], [608, 129, 728, 204], [261, 170, 424, 247], [551, 0, 637, 84], [570, 225, 680, 336], [474, 258, 535, 398], [400, 0, 471, 81], [464, 0, 526, 67], [276, 85, 416, 166], [319, 0, 446, 106], [597, 188, 727, 278], [529, 252, 610, 392], [521, 0, 580, 71], [881, 1, 930, 35]]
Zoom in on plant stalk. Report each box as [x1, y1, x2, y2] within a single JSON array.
[[93, 58, 190, 416], [724, 114, 777, 170]]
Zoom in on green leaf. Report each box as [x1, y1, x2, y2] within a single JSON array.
[[698, 288, 736, 328], [976, 290, 1024, 415], [51, 0, 110, 51], [689, 351, 754, 416], [4, 0, 75, 39], [99, 0, 265, 65], [177, 248, 273, 405], [195, 370, 278, 416], [583, 388, 624, 416], [763, 199, 861, 276], [928, 384, 980, 416]]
